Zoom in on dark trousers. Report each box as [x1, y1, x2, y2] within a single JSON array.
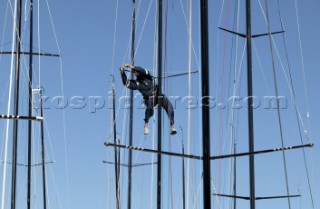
[[144, 94, 174, 126]]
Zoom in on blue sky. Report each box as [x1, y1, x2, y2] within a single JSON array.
[[0, 0, 319, 209]]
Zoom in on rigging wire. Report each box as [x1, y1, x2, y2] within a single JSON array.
[[258, 1, 315, 206], [190, 174, 204, 209], [186, 0, 192, 208], [149, 0, 158, 207], [41, 0, 70, 208], [256, 0, 310, 144], [0, 0, 10, 63], [178, 0, 199, 66], [217, 15, 247, 209], [216, 0, 238, 207], [132, 0, 154, 61], [118, 87, 130, 207], [212, 178, 222, 209], [264, 0, 292, 208], [227, 0, 241, 208], [292, 1, 315, 206], [109, 1, 160, 207], [110, 0, 119, 76], [1, 0, 18, 208], [0, 0, 11, 178], [293, 0, 315, 206], [1, 0, 60, 207], [293, 0, 312, 140], [276, 0, 315, 207], [42, 120, 63, 209], [163, 1, 175, 208], [218, 0, 234, 206], [255, 0, 315, 207]]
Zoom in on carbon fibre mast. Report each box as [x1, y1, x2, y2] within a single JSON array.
[[156, 0, 163, 208], [200, 0, 212, 207], [10, 0, 23, 208], [27, 0, 34, 208], [110, 75, 120, 209], [128, 0, 136, 209]]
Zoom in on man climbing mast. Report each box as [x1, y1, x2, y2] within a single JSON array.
[[119, 64, 177, 135]]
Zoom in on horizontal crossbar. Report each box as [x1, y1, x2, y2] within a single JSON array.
[[105, 142, 313, 161], [0, 51, 60, 57], [210, 143, 313, 160], [104, 142, 203, 160], [0, 114, 43, 121], [123, 69, 198, 79], [1, 160, 55, 167], [219, 27, 285, 38], [214, 193, 300, 200], [103, 161, 157, 168]]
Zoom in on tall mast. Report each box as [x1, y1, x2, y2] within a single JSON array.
[[200, 0, 211, 208], [11, 0, 23, 208], [27, 0, 34, 208], [127, 0, 136, 209], [111, 76, 120, 209], [233, 141, 237, 209], [245, 0, 256, 208], [39, 89, 48, 209], [156, 0, 163, 208], [180, 127, 186, 209]]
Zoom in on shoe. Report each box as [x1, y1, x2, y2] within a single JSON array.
[[144, 127, 149, 135], [170, 127, 177, 135]]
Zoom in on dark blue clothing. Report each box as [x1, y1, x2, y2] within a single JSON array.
[[120, 66, 174, 125], [121, 71, 154, 99], [144, 95, 174, 126]]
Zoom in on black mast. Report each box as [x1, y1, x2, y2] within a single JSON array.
[[200, 0, 212, 208], [127, 0, 136, 209], [233, 140, 237, 209], [11, 0, 23, 208], [156, 0, 163, 209], [112, 76, 120, 209], [180, 127, 186, 209], [27, 0, 34, 208], [245, 0, 256, 208], [39, 89, 48, 209]]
